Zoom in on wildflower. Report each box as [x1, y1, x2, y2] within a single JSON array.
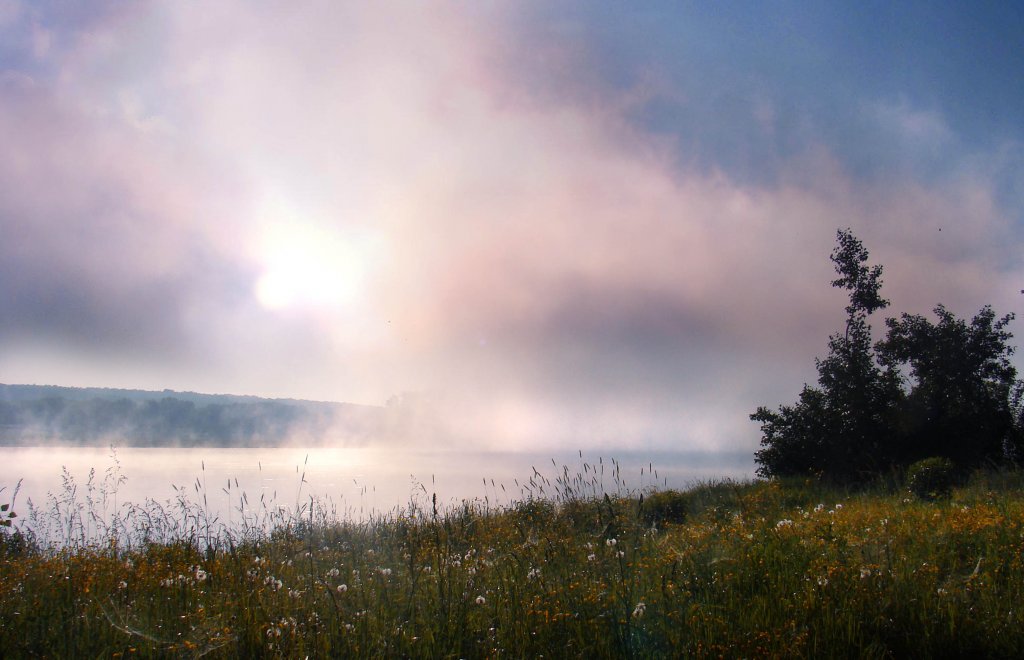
[[378, 567, 392, 577], [475, 595, 486, 606], [606, 538, 617, 547], [616, 550, 626, 558], [632, 602, 646, 619], [337, 584, 348, 594], [194, 568, 207, 582], [860, 567, 872, 579], [587, 554, 597, 562], [326, 568, 340, 578], [118, 581, 128, 590], [834, 503, 843, 510], [527, 567, 541, 580], [817, 576, 828, 587], [814, 504, 825, 512], [776, 519, 793, 528]]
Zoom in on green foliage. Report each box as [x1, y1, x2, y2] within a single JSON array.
[[830, 227, 889, 317], [5, 468, 1024, 658], [906, 457, 957, 500], [754, 229, 902, 483], [639, 489, 689, 525], [879, 305, 1018, 467], [755, 228, 1022, 484]]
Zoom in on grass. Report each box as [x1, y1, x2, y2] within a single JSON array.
[[2, 461, 1024, 658]]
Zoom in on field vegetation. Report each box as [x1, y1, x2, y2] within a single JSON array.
[[3, 462, 1024, 658]]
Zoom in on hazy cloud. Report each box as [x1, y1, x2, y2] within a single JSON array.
[[1, 2, 1021, 451]]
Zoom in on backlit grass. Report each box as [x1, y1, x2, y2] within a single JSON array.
[[2, 464, 1024, 657]]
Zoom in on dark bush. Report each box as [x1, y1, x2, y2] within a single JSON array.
[[640, 489, 690, 525], [906, 457, 956, 500]]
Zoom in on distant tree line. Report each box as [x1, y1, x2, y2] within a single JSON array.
[[753, 229, 1023, 483], [0, 389, 384, 447]]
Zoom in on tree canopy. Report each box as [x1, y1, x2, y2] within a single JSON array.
[[753, 229, 1021, 482]]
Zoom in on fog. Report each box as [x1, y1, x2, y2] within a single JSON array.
[[4, 445, 755, 541]]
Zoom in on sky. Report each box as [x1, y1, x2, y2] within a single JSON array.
[[1, 1, 1023, 452]]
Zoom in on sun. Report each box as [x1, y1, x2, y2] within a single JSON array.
[[253, 218, 377, 313]]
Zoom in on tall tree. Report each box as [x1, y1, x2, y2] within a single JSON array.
[[878, 305, 1019, 468], [753, 229, 902, 481]]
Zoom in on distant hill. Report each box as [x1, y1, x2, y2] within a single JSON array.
[[0, 384, 395, 447]]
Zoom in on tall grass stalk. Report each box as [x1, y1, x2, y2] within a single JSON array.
[[2, 462, 1024, 657]]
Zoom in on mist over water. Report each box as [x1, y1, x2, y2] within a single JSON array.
[[4, 445, 755, 528]]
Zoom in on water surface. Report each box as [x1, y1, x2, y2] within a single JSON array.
[[4, 445, 755, 531]]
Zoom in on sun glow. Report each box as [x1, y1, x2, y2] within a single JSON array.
[[253, 212, 380, 313]]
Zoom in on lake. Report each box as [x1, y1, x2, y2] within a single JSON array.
[[2, 445, 755, 541]]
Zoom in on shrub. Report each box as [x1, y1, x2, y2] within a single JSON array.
[[907, 457, 957, 500], [640, 489, 690, 525]]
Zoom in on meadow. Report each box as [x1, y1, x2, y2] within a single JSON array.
[[2, 461, 1024, 658]]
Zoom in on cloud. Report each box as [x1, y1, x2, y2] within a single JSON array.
[[1, 2, 1021, 451]]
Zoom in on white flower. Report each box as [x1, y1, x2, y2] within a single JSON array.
[[606, 538, 617, 547], [814, 504, 825, 512], [326, 568, 340, 578], [194, 568, 207, 582], [475, 595, 486, 606], [587, 554, 597, 562], [776, 519, 793, 528], [860, 568, 872, 579], [378, 567, 392, 577], [632, 602, 646, 619], [527, 567, 541, 580], [337, 584, 348, 593]]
